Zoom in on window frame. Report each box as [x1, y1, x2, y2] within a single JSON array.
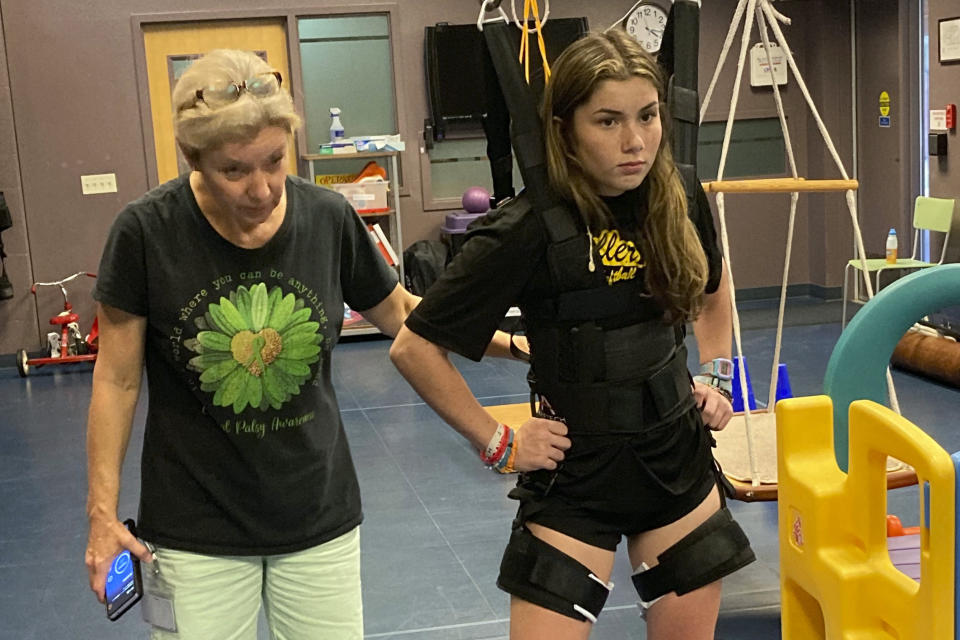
[[288, 5, 408, 193]]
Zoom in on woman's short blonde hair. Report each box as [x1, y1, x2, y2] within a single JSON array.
[[172, 49, 301, 162]]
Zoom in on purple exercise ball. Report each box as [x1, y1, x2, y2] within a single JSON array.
[[462, 186, 491, 213]]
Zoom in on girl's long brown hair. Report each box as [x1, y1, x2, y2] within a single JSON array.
[[542, 29, 708, 322]]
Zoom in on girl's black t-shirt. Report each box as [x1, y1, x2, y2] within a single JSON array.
[[406, 181, 722, 362]]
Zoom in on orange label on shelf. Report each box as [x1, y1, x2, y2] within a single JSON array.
[[314, 173, 357, 186]]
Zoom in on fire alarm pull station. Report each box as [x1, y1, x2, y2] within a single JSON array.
[[946, 104, 956, 131]]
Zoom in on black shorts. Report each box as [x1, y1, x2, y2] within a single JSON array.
[[508, 406, 718, 551]]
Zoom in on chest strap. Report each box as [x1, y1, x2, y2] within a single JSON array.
[[523, 279, 657, 324]]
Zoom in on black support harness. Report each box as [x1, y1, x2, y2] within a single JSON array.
[[483, 19, 691, 435], [481, 5, 754, 623]]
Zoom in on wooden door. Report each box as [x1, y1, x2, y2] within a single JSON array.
[[142, 19, 294, 184]]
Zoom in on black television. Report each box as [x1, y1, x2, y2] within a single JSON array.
[[424, 18, 588, 142]]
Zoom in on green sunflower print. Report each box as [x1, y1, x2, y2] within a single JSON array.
[[184, 282, 323, 414]]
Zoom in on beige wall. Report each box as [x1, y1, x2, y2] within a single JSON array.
[[0, 16, 36, 354], [0, 0, 867, 354]]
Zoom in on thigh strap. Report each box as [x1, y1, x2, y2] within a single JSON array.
[[631, 507, 755, 604], [497, 526, 613, 623]]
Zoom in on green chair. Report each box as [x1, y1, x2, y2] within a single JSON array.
[[842, 195, 955, 329]]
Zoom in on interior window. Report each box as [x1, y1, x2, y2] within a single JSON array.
[[426, 137, 524, 203], [697, 117, 787, 179], [298, 15, 397, 154]]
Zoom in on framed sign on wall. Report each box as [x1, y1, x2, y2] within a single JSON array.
[[939, 17, 960, 64]]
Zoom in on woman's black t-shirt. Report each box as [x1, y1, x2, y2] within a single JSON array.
[[93, 175, 398, 555]]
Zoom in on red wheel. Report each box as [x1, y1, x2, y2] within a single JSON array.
[[16, 349, 29, 377]]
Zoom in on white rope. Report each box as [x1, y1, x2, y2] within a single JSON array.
[[756, 9, 798, 178], [886, 366, 901, 413], [759, 0, 901, 414], [510, 0, 549, 32], [705, 0, 903, 490], [715, 0, 760, 487], [765, 1, 792, 27], [759, 2, 849, 181], [700, 0, 750, 125], [710, 0, 902, 455], [715, 0, 756, 183], [756, 6, 798, 411], [717, 194, 760, 489]]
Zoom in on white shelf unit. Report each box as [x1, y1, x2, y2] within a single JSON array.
[[303, 150, 403, 337]]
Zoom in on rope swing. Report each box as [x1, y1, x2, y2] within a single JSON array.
[[702, 0, 902, 499]]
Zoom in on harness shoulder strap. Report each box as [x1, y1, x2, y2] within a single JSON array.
[[661, 1, 702, 202], [482, 23, 579, 244]]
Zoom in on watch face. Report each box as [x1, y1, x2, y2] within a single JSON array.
[[625, 4, 668, 53], [714, 358, 734, 380]]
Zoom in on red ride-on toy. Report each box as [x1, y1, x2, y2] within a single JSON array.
[[16, 271, 99, 377]]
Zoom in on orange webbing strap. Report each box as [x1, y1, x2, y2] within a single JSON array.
[[518, 0, 551, 84]]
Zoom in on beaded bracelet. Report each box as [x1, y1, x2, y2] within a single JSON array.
[[480, 423, 513, 467], [481, 424, 506, 463], [693, 374, 734, 400], [494, 428, 520, 474], [492, 428, 515, 472], [713, 386, 733, 403]]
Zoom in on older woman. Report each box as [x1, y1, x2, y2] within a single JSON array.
[[83, 49, 465, 639]]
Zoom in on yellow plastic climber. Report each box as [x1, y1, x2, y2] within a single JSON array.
[[777, 396, 955, 639]]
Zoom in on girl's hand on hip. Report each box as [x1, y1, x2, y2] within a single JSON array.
[[693, 381, 733, 431], [514, 417, 570, 471]]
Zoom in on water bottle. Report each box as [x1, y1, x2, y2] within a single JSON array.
[[329, 107, 345, 143], [885, 228, 898, 264]]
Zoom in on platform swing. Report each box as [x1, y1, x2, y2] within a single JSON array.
[[703, 0, 913, 500]]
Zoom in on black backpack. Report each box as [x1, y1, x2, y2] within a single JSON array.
[[403, 240, 449, 295]]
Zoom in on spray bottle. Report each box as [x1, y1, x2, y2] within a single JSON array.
[[329, 107, 345, 143], [885, 228, 898, 264]]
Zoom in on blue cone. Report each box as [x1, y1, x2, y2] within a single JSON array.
[[775, 362, 793, 404], [732, 356, 757, 412]]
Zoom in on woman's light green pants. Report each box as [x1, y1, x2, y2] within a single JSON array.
[[143, 527, 362, 640]]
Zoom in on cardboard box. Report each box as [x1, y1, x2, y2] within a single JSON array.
[[331, 181, 389, 212]]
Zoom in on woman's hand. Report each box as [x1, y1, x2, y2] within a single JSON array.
[[693, 381, 733, 431], [513, 417, 571, 471], [85, 516, 153, 603]]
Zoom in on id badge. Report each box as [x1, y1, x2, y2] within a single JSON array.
[[141, 593, 177, 632], [140, 542, 177, 633]]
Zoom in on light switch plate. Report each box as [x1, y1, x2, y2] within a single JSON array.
[[81, 173, 117, 195]]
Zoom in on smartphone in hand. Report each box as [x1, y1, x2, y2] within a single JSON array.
[[105, 519, 143, 621]]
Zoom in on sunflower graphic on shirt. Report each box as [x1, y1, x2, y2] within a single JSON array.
[[184, 282, 323, 414]]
